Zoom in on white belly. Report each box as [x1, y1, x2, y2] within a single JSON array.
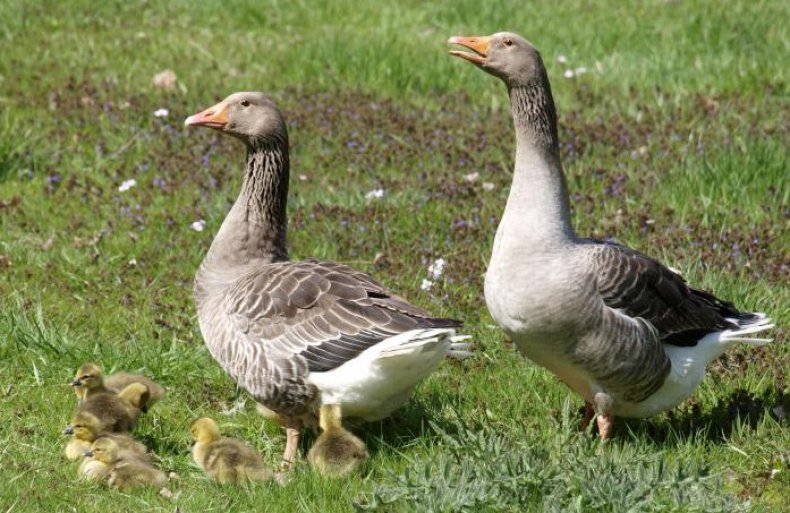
[[307, 329, 452, 422], [612, 343, 710, 418]]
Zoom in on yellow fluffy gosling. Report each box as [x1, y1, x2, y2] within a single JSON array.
[[191, 417, 273, 484], [76, 435, 148, 482], [63, 410, 148, 463], [74, 382, 149, 433], [64, 411, 150, 481], [83, 437, 166, 491], [307, 404, 368, 477], [71, 363, 165, 411]]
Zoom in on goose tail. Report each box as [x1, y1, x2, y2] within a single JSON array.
[[447, 334, 474, 360], [721, 312, 775, 345]]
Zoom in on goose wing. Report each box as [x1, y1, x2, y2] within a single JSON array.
[[225, 259, 459, 373], [590, 240, 745, 346]]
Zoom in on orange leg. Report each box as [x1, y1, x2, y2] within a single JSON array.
[[280, 417, 303, 470], [596, 413, 614, 441], [592, 391, 615, 442]]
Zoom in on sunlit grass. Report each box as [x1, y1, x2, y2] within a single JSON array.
[[0, 1, 787, 512]]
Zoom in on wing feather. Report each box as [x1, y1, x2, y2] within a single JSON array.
[[591, 240, 740, 346], [224, 260, 460, 375]]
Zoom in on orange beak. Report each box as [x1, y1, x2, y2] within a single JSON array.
[[184, 101, 229, 128], [448, 36, 491, 66]]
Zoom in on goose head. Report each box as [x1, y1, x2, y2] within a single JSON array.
[[191, 417, 221, 445], [448, 32, 545, 87], [84, 437, 120, 464], [66, 411, 102, 441], [71, 363, 103, 389], [185, 92, 286, 149]]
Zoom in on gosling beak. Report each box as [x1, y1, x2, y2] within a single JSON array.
[[185, 101, 229, 129], [83, 449, 94, 458], [448, 35, 491, 66], [70, 378, 81, 387], [63, 426, 74, 435]]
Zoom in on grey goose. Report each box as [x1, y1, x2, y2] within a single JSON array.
[[184, 92, 469, 464], [448, 33, 774, 439]]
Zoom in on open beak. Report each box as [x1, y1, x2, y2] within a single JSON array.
[[63, 426, 74, 435], [448, 36, 491, 66], [185, 101, 229, 129], [83, 449, 94, 458], [70, 378, 81, 387]]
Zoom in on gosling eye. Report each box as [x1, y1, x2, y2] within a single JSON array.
[[503, 39, 513, 47], [240, 99, 250, 108]]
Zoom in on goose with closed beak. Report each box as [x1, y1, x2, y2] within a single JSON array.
[[185, 92, 471, 465]]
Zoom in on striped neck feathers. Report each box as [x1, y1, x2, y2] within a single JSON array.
[[501, 81, 574, 245], [204, 136, 291, 270]]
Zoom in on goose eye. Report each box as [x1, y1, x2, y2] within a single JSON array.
[[240, 100, 250, 107]]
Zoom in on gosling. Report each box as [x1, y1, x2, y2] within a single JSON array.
[[191, 417, 273, 484], [307, 404, 368, 477], [71, 363, 165, 411], [63, 411, 148, 461], [74, 382, 149, 433], [83, 437, 166, 491]]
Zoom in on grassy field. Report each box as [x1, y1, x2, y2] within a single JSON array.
[[1, 0, 787, 511]]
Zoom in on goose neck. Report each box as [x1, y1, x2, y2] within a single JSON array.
[[509, 81, 559, 156], [499, 83, 574, 246], [203, 137, 290, 271]]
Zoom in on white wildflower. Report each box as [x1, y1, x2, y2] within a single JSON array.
[[365, 188, 385, 200], [463, 172, 480, 182], [152, 69, 177, 90], [574, 67, 588, 76], [190, 219, 206, 232], [118, 178, 137, 192], [428, 257, 446, 279], [482, 182, 495, 191], [420, 279, 433, 291], [556, 55, 568, 65], [564, 69, 575, 78], [153, 108, 169, 118], [127, 257, 137, 267]]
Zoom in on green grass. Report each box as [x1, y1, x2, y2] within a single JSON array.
[[1, 0, 788, 512]]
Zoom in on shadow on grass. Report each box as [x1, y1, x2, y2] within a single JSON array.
[[615, 389, 789, 445], [348, 388, 462, 456]]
